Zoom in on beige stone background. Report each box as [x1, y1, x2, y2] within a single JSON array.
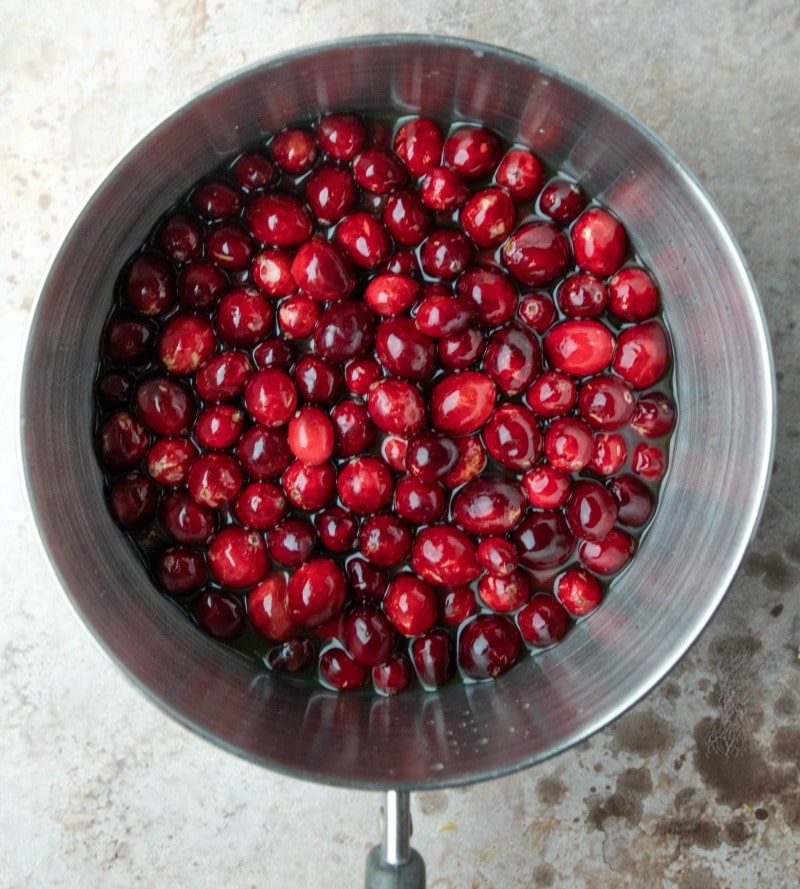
[[2, 1, 799, 887]]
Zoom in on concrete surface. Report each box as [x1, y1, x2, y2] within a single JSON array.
[[2, 1, 798, 887]]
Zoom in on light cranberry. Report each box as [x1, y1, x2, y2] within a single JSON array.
[[543, 320, 616, 376], [285, 558, 347, 628], [502, 222, 572, 287], [443, 125, 502, 179], [538, 179, 587, 224], [353, 148, 406, 194], [375, 316, 435, 379], [478, 570, 531, 613], [495, 148, 544, 200], [512, 510, 576, 571], [566, 479, 618, 542], [442, 434, 487, 488], [364, 273, 420, 316], [103, 311, 157, 365], [246, 193, 313, 247], [157, 211, 203, 262], [294, 355, 345, 405], [187, 453, 243, 508], [109, 473, 157, 528], [608, 267, 659, 321], [612, 320, 670, 389], [135, 376, 195, 436], [437, 327, 485, 370], [452, 476, 527, 535], [251, 248, 296, 297], [291, 237, 356, 302], [193, 404, 244, 449], [442, 585, 479, 625], [382, 188, 433, 246], [215, 287, 274, 348], [517, 594, 570, 647], [556, 568, 603, 616], [267, 637, 316, 673], [196, 351, 252, 401], [590, 433, 628, 477], [206, 222, 254, 271], [394, 476, 447, 524], [405, 431, 460, 482], [286, 406, 335, 465], [384, 574, 438, 637], [337, 456, 394, 515], [248, 573, 296, 642], [372, 652, 414, 696], [459, 614, 522, 680], [517, 291, 556, 334], [335, 211, 393, 268], [608, 474, 655, 527], [267, 517, 317, 566], [318, 647, 368, 690], [460, 187, 516, 248], [98, 411, 150, 473], [415, 291, 475, 338], [231, 152, 277, 190], [358, 514, 412, 566], [316, 113, 366, 161], [456, 266, 518, 328], [393, 118, 444, 177], [522, 464, 572, 509], [282, 459, 336, 510], [314, 506, 359, 553], [410, 525, 481, 586], [178, 259, 228, 310], [573, 206, 629, 277], [631, 392, 677, 438], [430, 371, 496, 435], [579, 528, 635, 576], [525, 371, 577, 419], [125, 252, 174, 315], [207, 526, 268, 588], [483, 403, 543, 471], [235, 482, 287, 530], [146, 436, 197, 486], [193, 591, 245, 640], [155, 546, 207, 596], [159, 490, 215, 544], [244, 368, 298, 426], [304, 164, 359, 224], [557, 273, 609, 318], [271, 127, 317, 174], [367, 378, 427, 435], [190, 180, 242, 219], [236, 425, 292, 481], [577, 374, 635, 430], [380, 435, 408, 472], [544, 416, 594, 472], [331, 400, 376, 458], [410, 629, 455, 688], [420, 165, 470, 210], [346, 556, 388, 600], [632, 443, 666, 481], [277, 295, 321, 339], [477, 537, 520, 576], [482, 324, 541, 395], [344, 357, 382, 395]]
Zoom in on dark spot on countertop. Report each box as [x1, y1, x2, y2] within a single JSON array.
[[610, 707, 680, 757], [531, 863, 555, 887], [724, 818, 753, 845], [785, 534, 800, 563], [771, 603, 784, 617], [772, 725, 800, 761], [655, 815, 721, 850], [745, 550, 799, 591], [679, 865, 721, 889], [754, 807, 769, 820], [661, 679, 681, 700], [535, 775, 566, 806], [586, 766, 652, 830], [774, 692, 797, 716]]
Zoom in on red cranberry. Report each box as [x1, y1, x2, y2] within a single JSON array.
[[190, 180, 242, 219], [343, 603, 397, 666], [632, 443, 666, 481], [287, 406, 335, 464], [631, 391, 677, 438], [255, 337, 299, 373], [207, 526, 268, 587], [312, 297, 375, 359], [372, 652, 414, 696], [178, 259, 228, 310], [251, 248, 296, 297], [291, 236, 356, 302], [420, 166, 470, 210], [187, 452, 243, 508], [579, 528, 635, 576], [271, 127, 317, 174], [246, 193, 313, 247], [196, 351, 251, 402], [364, 273, 420, 317], [512, 510, 576, 571], [375, 316, 435, 380], [380, 435, 409, 472], [577, 374, 635, 430], [420, 229, 475, 280], [459, 614, 522, 680], [358, 514, 411, 566], [277, 295, 321, 339], [483, 403, 543, 471], [304, 164, 359, 224], [394, 476, 446, 524], [442, 433, 487, 488], [314, 506, 359, 553], [353, 148, 407, 194], [316, 113, 366, 161], [460, 187, 516, 248], [294, 354, 344, 405], [135, 376, 195, 436], [159, 490, 216, 544], [236, 425, 292, 481], [477, 537, 519, 576], [318, 647, 368, 690], [437, 327, 486, 370], [155, 546, 207, 596], [522, 464, 572, 509], [557, 273, 609, 318], [482, 325, 541, 395], [430, 371, 496, 435], [344, 357, 382, 396], [384, 574, 438, 637], [544, 416, 594, 472], [612, 320, 670, 389], [193, 591, 245, 640], [539, 179, 586, 224], [206, 222, 254, 271], [193, 405, 244, 451], [572, 208, 627, 278], [337, 456, 394, 514], [608, 267, 659, 321], [517, 594, 570, 647], [267, 637, 316, 673], [108, 473, 157, 528], [405, 431, 460, 482], [495, 148, 544, 200], [244, 368, 298, 427], [443, 125, 502, 179], [565, 479, 618, 542], [382, 188, 433, 245], [607, 474, 655, 527], [125, 252, 175, 315], [96, 372, 134, 410], [415, 291, 475, 338], [282, 459, 336, 510], [346, 556, 388, 600], [543, 320, 616, 376], [335, 211, 393, 268], [157, 211, 203, 262], [393, 118, 444, 177], [525, 371, 577, 419], [98, 411, 150, 472], [146, 436, 197, 486], [502, 222, 571, 287], [556, 568, 603, 616], [103, 311, 157, 365], [367, 378, 427, 435], [456, 266, 518, 328], [286, 558, 347, 627], [410, 629, 455, 688], [331, 400, 376, 458], [267, 517, 317, 566], [517, 291, 556, 334], [410, 525, 481, 586], [590, 433, 628, 477], [235, 481, 287, 530], [231, 152, 277, 190], [215, 287, 274, 348], [452, 477, 527, 535], [248, 574, 296, 642], [478, 570, 531, 613], [442, 585, 479, 625]]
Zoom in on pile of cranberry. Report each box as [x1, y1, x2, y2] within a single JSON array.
[[95, 112, 675, 694]]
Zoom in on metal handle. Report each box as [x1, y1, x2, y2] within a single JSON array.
[[364, 791, 426, 889]]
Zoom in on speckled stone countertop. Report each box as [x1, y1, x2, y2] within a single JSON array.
[[3, 2, 798, 888]]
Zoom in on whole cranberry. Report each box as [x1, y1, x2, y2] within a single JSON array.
[[358, 514, 412, 567], [146, 436, 197, 487], [248, 573, 296, 642], [566, 479, 619, 542], [205, 222, 255, 271], [612, 320, 670, 389], [405, 431, 460, 482], [420, 229, 476, 280], [208, 526, 269, 588], [291, 236, 356, 302], [543, 320, 616, 376], [294, 354, 345, 405], [577, 375, 635, 430], [314, 506, 359, 553], [190, 180, 242, 218], [98, 411, 150, 473], [543, 416, 594, 472], [246, 193, 313, 247], [430, 371, 496, 435], [375, 316, 435, 380], [271, 126, 317, 174], [316, 112, 366, 160], [525, 371, 577, 419], [442, 434, 487, 488], [483, 403, 543, 471], [337, 456, 394, 515], [579, 528, 635, 576], [124, 252, 174, 315], [155, 546, 207, 596], [394, 476, 447, 524], [415, 291, 475, 338], [103, 311, 157, 365], [538, 179, 587, 224], [364, 273, 420, 317], [522, 464, 572, 509], [344, 357, 383, 396], [608, 267, 659, 321], [459, 614, 522, 680], [353, 148, 407, 194], [277, 295, 321, 339], [178, 260, 228, 310], [477, 536, 519, 576], [372, 652, 414, 696], [346, 556, 388, 600], [108, 473, 157, 529], [420, 165, 471, 210], [187, 453, 243, 508], [193, 591, 245, 640], [331, 400, 376, 458], [460, 187, 516, 248], [410, 525, 481, 586], [631, 391, 677, 439], [517, 594, 570, 647], [456, 266, 518, 328], [159, 490, 216, 544], [367, 378, 427, 435], [442, 585, 479, 625], [215, 287, 274, 348], [512, 510, 576, 571], [193, 404, 245, 450], [135, 376, 196, 436], [282, 459, 336, 511], [557, 273, 609, 318], [335, 211, 393, 268], [231, 152, 277, 190], [632, 443, 666, 481], [478, 570, 531, 613], [410, 629, 455, 688], [571, 208, 627, 277], [517, 291, 556, 334], [443, 125, 502, 179], [251, 248, 296, 297], [287, 406, 335, 465], [556, 568, 603, 616], [482, 325, 541, 395], [437, 327, 486, 371], [95, 372, 133, 410], [236, 425, 292, 481], [267, 637, 316, 673], [384, 573, 438, 637], [196, 351, 252, 402], [286, 558, 347, 627], [502, 222, 572, 287], [380, 435, 409, 472], [382, 188, 433, 245], [305, 164, 359, 224], [393, 117, 444, 177], [235, 481, 287, 530], [157, 211, 203, 262], [452, 477, 526, 535], [343, 603, 397, 666], [267, 517, 318, 566], [318, 647, 369, 691], [607, 474, 655, 527], [244, 368, 298, 427], [495, 148, 544, 200], [589, 433, 628, 477]]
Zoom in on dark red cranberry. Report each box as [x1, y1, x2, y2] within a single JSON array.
[[98, 411, 150, 472], [477, 536, 519, 576], [367, 378, 427, 435], [577, 374, 635, 430], [314, 301, 376, 362], [353, 148, 406, 194], [331, 400, 376, 458], [196, 351, 251, 402], [410, 525, 481, 586], [343, 603, 397, 666], [456, 266, 518, 328], [612, 320, 670, 389], [517, 594, 570, 647], [337, 456, 394, 515], [193, 590, 245, 640], [248, 573, 296, 642], [157, 211, 203, 262], [314, 506, 359, 553], [437, 327, 486, 370], [277, 295, 321, 339], [267, 637, 316, 673], [420, 229, 475, 280], [267, 517, 317, 566], [382, 188, 433, 245], [236, 425, 292, 481], [178, 259, 228, 310], [286, 558, 347, 627], [578, 528, 635, 575], [572, 208, 627, 278], [231, 152, 277, 190], [405, 431, 460, 482], [215, 287, 274, 348], [190, 180, 242, 219], [607, 474, 655, 527], [565, 479, 618, 542], [512, 510, 576, 571], [556, 568, 603, 616], [316, 113, 366, 161], [430, 371, 496, 435], [394, 476, 446, 524], [282, 459, 336, 511], [420, 165, 471, 210], [517, 291, 556, 334], [364, 273, 420, 317], [358, 514, 412, 566], [293, 354, 344, 405], [253, 336, 296, 370], [442, 433, 487, 488], [538, 179, 587, 225], [287, 406, 335, 465], [589, 433, 628, 477], [543, 320, 616, 376], [502, 222, 571, 287], [271, 127, 318, 174], [557, 273, 609, 318], [384, 572, 438, 636], [375, 316, 435, 380], [335, 211, 393, 268], [187, 452, 243, 508], [251, 248, 296, 297], [103, 311, 157, 365], [135, 376, 195, 436], [460, 187, 516, 248], [522, 464, 572, 509], [372, 652, 414, 696], [344, 357, 382, 396], [410, 628, 455, 688], [347, 556, 388, 600], [442, 585, 479, 625], [632, 443, 666, 481], [608, 267, 659, 321], [157, 314, 215, 376], [495, 148, 544, 200], [525, 371, 577, 419], [393, 118, 444, 177], [125, 252, 175, 315], [415, 291, 475, 338], [206, 222, 254, 271], [291, 236, 356, 302], [478, 570, 531, 613], [244, 368, 298, 427], [452, 476, 526, 535], [97, 370, 137, 409], [235, 481, 287, 530], [207, 526, 268, 587], [318, 647, 369, 690], [443, 125, 502, 179], [543, 416, 594, 472], [482, 324, 541, 395], [459, 614, 522, 680], [159, 490, 216, 544], [246, 193, 313, 247], [304, 164, 359, 224], [631, 392, 677, 438], [155, 546, 207, 596], [108, 473, 157, 528], [483, 403, 543, 471]]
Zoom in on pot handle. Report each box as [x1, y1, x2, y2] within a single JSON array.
[[364, 790, 426, 889]]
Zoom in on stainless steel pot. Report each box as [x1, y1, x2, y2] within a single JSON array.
[[20, 35, 774, 887]]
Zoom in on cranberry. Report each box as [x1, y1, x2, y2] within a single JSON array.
[[380, 435, 409, 472], [187, 452, 243, 508], [543, 320, 616, 376], [267, 637, 316, 673], [287, 406, 335, 464], [367, 378, 426, 435], [267, 517, 317, 566], [522, 464, 572, 509], [316, 113, 366, 161], [477, 536, 520, 576], [420, 166, 471, 210], [372, 652, 414, 696], [483, 403, 543, 471], [525, 371, 577, 419], [608, 474, 655, 527], [109, 473, 157, 528], [178, 260, 228, 310], [314, 506, 359, 553], [410, 629, 455, 688], [393, 118, 444, 177], [294, 354, 344, 405], [206, 222, 254, 271], [207, 526, 268, 587], [282, 459, 336, 511], [443, 125, 502, 179], [193, 590, 245, 640], [375, 316, 435, 379], [420, 229, 475, 280], [415, 292, 475, 338], [96, 372, 134, 410], [135, 376, 195, 436], [442, 433, 487, 488], [364, 273, 420, 316], [442, 585, 479, 625], [430, 371, 496, 435], [452, 476, 526, 535], [337, 456, 394, 514], [215, 287, 274, 348], [246, 193, 313, 247], [231, 152, 277, 190], [344, 357, 382, 396], [556, 568, 603, 616], [502, 222, 571, 287], [305, 164, 359, 224], [347, 556, 388, 600], [191, 180, 242, 219], [460, 187, 516, 248], [291, 236, 356, 302], [478, 570, 531, 613], [572, 208, 627, 278], [251, 248, 296, 297], [342, 603, 397, 667], [159, 490, 216, 544], [437, 327, 486, 370], [632, 443, 666, 481], [382, 188, 433, 245], [318, 647, 369, 690], [579, 528, 635, 576], [103, 311, 157, 365], [543, 416, 594, 472], [98, 411, 150, 472], [331, 400, 376, 458], [236, 425, 292, 480], [394, 476, 446, 524], [608, 267, 659, 321], [192, 405, 243, 451], [353, 148, 406, 194], [384, 574, 438, 637], [517, 291, 556, 334], [577, 374, 635, 430], [612, 320, 670, 389], [405, 431, 460, 482], [456, 266, 518, 328], [271, 127, 317, 174], [631, 391, 677, 438], [557, 273, 609, 318], [590, 433, 628, 477], [410, 525, 481, 586], [248, 573, 296, 642], [157, 211, 203, 262], [538, 179, 587, 225], [235, 481, 287, 530], [286, 558, 347, 627], [196, 351, 252, 401], [155, 546, 207, 596], [277, 295, 320, 339], [335, 211, 393, 268], [459, 614, 522, 680], [495, 148, 544, 200], [565, 479, 618, 542], [482, 325, 541, 395], [244, 368, 298, 427], [146, 436, 197, 486], [358, 514, 411, 566], [517, 594, 570, 647], [512, 510, 576, 571]]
